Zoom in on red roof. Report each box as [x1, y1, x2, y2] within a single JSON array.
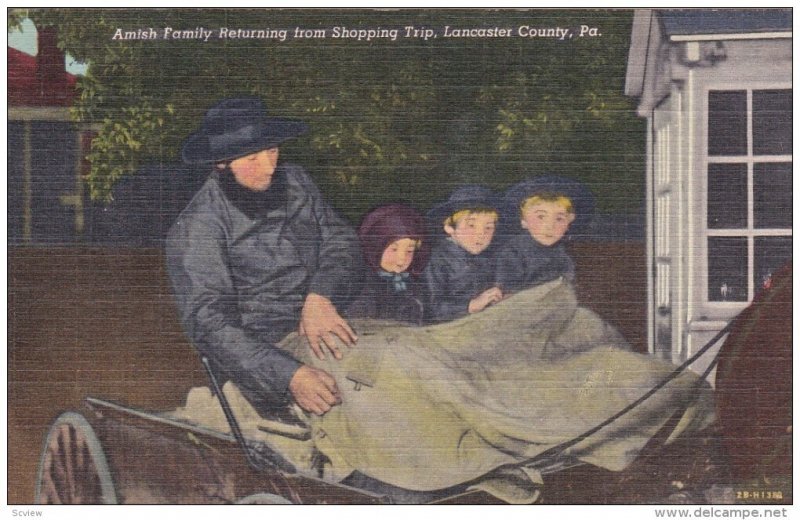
[[8, 42, 78, 107]]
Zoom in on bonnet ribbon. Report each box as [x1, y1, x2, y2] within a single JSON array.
[[378, 271, 410, 292]]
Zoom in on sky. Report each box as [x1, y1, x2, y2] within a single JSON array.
[[8, 17, 89, 75]]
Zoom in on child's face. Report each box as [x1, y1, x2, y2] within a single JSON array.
[[521, 201, 576, 246], [380, 238, 417, 273], [445, 213, 497, 255]]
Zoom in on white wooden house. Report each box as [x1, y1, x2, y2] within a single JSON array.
[[624, 9, 792, 379]]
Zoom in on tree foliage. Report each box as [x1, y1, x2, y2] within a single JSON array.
[[8, 8, 28, 31], [27, 8, 644, 220]]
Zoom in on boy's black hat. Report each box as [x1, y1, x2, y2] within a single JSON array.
[[427, 185, 500, 228], [503, 176, 595, 235], [182, 97, 309, 165]]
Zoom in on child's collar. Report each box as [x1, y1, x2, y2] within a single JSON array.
[[378, 270, 410, 292]]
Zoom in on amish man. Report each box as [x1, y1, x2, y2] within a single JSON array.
[[166, 97, 361, 416]]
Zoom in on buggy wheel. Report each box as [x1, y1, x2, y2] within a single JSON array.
[[35, 412, 118, 504]]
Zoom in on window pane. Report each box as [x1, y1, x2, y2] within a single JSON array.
[[708, 90, 747, 156], [754, 162, 793, 228], [708, 237, 748, 302], [753, 89, 792, 155], [754, 237, 792, 294], [707, 163, 747, 229]]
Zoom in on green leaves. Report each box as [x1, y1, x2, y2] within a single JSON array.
[[83, 100, 174, 201], [8, 9, 28, 31], [26, 8, 644, 216]]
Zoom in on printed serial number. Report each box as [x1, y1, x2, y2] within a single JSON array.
[[737, 490, 784, 500]]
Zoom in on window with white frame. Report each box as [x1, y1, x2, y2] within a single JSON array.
[[706, 88, 792, 303]]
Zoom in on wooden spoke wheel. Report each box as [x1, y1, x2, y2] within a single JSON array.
[[35, 412, 118, 504]]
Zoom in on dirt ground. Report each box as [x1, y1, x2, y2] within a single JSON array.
[[7, 243, 648, 504]]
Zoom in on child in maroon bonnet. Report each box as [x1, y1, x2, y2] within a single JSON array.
[[347, 203, 430, 325]]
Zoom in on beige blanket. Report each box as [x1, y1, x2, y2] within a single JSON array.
[[169, 279, 715, 503], [276, 279, 715, 501]]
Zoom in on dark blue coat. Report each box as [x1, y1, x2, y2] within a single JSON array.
[[165, 163, 360, 414], [421, 238, 497, 323], [347, 272, 426, 326], [495, 234, 575, 294]]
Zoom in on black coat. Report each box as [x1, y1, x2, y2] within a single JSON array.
[[165, 163, 361, 413], [421, 238, 497, 323], [347, 272, 426, 326], [495, 234, 575, 294]]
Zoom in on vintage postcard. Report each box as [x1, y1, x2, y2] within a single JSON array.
[[6, 7, 793, 515]]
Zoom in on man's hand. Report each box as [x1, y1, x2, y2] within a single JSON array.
[[289, 365, 341, 416], [468, 286, 504, 314], [299, 293, 358, 360]]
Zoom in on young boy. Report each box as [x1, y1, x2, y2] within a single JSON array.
[[422, 186, 504, 323], [495, 176, 594, 294]]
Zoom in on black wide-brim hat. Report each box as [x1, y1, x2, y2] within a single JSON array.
[[427, 185, 501, 229], [181, 97, 309, 165], [503, 176, 595, 235]]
